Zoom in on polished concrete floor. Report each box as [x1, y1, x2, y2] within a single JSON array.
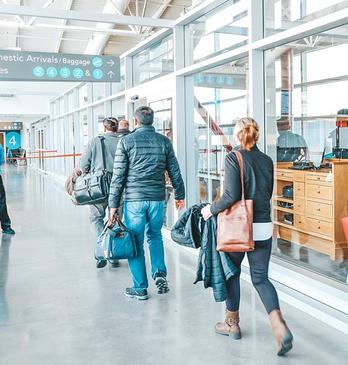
[[0, 167, 347, 365]]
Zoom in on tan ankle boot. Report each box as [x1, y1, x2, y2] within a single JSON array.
[[215, 310, 242, 340], [269, 310, 293, 356]]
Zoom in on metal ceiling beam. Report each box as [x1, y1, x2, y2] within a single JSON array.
[[139, 0, 148, 33], [0, 20, 138, 36], [1, 0, 25, 24], [0, 4, 175, 28], [110, 0, 136, 33], [27, 0, 55, 26], [152, 0, 172, 20], [141, 0, 171, 35], [55, 0, 74, 53], [84, 0, 132, 55]]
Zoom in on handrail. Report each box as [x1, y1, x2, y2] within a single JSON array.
[[9, 153, 82, 160]]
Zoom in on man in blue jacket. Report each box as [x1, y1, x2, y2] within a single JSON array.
[[108, 106, 185, 300], [0, 144, 15, 235]]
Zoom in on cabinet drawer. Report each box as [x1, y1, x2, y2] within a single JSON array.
[[293, 171, 305, 182], [306, 200, 333, 219], [306, 184, 333, 201], [276, 170, 293, 180], [307, 217, 333, 237], [294, 215, 306, 230], [294, 182, 305, 198], [294, 198, 305, 214], [306, 173, 331, 185]]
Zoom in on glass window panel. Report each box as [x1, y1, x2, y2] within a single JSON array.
[[80, 110, 89, 148], [59, 98, 64, 114], [133, 35, 174, 85], [264, 0, 348, 36], [68, 91, 75, 111], [112, 59, 125, 93], [265, 24, 348, 285], [111, 98, 125, 120], [92, 83, 106, 102], [191, 58, 248, 204], [53, 101, 59, 117], [185, 1, 249, 65], [78, 84, 89, 108], [93, 104, 106, 134]]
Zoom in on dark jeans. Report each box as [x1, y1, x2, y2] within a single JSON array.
[[225, 237, 280, 314], [0, 175, 11, 230]]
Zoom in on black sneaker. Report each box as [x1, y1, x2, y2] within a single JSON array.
[[96, 259, 107, 269], [124, 287, 149, 300], [154, 272, 170, 294], [110, 260, 120, 268], [2, 227, 15, 235]]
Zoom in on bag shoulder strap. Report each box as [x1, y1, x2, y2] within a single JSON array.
[[234, 150, 245, 202], [98, 136, 107, 172]]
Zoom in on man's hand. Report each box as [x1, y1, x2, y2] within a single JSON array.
[[175, 199, 185, 210], [107, 207, 118, 226], [201, 205, 213, 221]]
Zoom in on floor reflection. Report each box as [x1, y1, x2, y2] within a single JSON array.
[[273, 239, 348, 284], [0, 235, 12, 327]]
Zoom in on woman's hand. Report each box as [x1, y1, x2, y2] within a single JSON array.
[[201, 204, 213, 221]]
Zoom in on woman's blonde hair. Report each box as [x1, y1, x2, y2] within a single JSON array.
[[235, 117, 260, 151]]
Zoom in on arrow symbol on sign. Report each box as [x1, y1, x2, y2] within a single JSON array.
[[108, 71, 115, 78], [107, 60, 115, 67]]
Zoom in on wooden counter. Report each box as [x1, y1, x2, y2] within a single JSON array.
[[274, 160, 348, 260]]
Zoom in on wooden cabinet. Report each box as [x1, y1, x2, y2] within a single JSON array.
[[306, 200, 333, 219], [274, 160, 348, 260], [306, 184, 333, 201], [294, 182, 305, 198]]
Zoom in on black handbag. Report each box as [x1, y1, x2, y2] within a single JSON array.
[[106, 216, 138, 260], [74, 137, 110, 205]]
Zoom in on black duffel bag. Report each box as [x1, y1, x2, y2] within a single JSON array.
[[74, 136, 110, 205]]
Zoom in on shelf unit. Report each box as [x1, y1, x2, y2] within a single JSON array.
[[274, 160, 348, 260]]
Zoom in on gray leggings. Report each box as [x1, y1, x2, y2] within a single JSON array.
[[225, 237, 280, 314]]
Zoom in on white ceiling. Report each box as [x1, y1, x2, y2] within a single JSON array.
[[0, 81, 75, 124], [0, 0, 196, 123], [0, 0, 194, 54], [0, 81, 73, 95]]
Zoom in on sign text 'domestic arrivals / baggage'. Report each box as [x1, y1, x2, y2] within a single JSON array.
[[0, 50, 120, 82]]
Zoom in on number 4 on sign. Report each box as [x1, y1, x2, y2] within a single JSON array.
[[9, 136, 16, 146]]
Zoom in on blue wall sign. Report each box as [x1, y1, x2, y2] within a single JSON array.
[[6, 131, 21, 150]]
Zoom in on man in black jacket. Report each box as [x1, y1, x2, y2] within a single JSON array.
[[108, 106, 185, 300]]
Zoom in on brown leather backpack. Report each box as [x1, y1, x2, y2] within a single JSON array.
[[216, 151, 254, 252]]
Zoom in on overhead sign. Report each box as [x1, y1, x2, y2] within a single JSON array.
[[0, 121, 23, 130], [0, 50, 120, 82], [194, 73, 246, 89]]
